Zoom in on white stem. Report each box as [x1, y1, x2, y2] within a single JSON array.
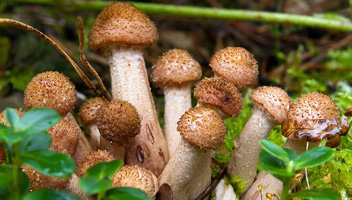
[[88, 124, 100, 150], [164, 84, 192, 156], [108, 46, 169, 176], [228, 107, 277, 190], [99, 136, 125, 160], [306, 142, 310, 190], [215, 179, 238, 200], [158, 139, 204, 200], [65, 174, 93, 200]]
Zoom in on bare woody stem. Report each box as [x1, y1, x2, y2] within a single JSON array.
[[10, 0, 352, 32]]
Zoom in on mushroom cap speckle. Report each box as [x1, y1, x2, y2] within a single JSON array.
[[177, 107, 226, 150], [96, 100, 141, 144], [209, 47, 258, 88], [194, 77, 243, 118], [251, 86, 291, 124], [78, 97, 107, 125], [0, 108, 24, 127], [89, 2, 158, 51], [151, 49, 202, 86], [112, 165, 158, 198], [282, 92, 341, 142], [48, 116, 79, 156], [79, 150, 115, 177], [22, 165, 70, 190], [24, 71, 77, 116]]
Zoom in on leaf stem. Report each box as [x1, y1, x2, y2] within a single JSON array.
[[8, 0, 352, 32], [12, 143, 20, 200], [97, 190, 106, 200], [281, 180, 291, 200]]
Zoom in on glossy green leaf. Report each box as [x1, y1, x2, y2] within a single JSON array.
[[21, 150, 75, 178], [4, 108, 20, 128], [260, 140, 290, 162], [24, 189, 79, 200], [284, 148, 298, 160], [258, 150, 295, 180], [18, 108, 61, 134], [79, 176, 112, 195], [105, 187, 153, 200], [19, 132, 51, 154], [293, 147, 335, 170], [0, 165, 30, 199], [86, 159, 123, 179], [290, 188, 340, 200]]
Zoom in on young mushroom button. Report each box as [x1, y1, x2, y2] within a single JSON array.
[[151, 49, 202, 155], [89, 2, 168, 176]]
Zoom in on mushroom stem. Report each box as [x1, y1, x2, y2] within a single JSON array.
[[108, 45, 169, 176], [99, 137, 125, 159], [87, 124, 100, 150], [164, 84, 192, 155], [65, 174, 93, 200], [215, 179, 238, 200], [228, 107, 278, 190]]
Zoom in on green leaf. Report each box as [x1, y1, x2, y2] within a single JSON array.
[[21, 150, 75, 178], [285, 148, 298, 160], [105, 187, 153, 200], [258, 150, 295, 180], [0, 165, 30, 199], [293, 147, 335, 170], [86, 160, 124, 179], [19, 132, 51, 154], [259, 140, 290, 162], [24, 189, 79, 200], [18, 108, 61, 134], [79, 176, 112, 195], [4, 108, 20, 128], [290, 188, 340, 200]]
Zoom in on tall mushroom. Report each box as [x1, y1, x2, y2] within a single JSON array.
[[158, 107, 226, 200], [151, 49, 202, 155], [89, 2, 168, 176], [227, 86, 291, 192]]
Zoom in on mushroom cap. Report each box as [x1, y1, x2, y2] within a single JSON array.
[[112, 165, 158, 198], [24, 71, 77, 116], [194, 77, 243, 118], [251, 86, 291, 124], [48, 115, 79, 156], [22, 165, 69, 190], [0, 108, 24, 127], [89, 2, 158, 51], [79, 150, 115, 177], [151, 49, 202, 86], [78, 97, 107, 125], [96, 100, 141, 144], [177, 107, 226, 150], [209, 47, 258, 88], [282, 92, 341, 142]]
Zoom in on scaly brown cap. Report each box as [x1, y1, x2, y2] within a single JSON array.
[[194, 77, 243, 118], [48, 116, 79, 156], [177, 107, 226, 150], [22, 165, 69, 190], [79, 150, 115, 177], [24, 71, 77, 116], [209, 47, 258, 88], [151, 49, 202, 86], [0, 108, 24, 127], [251, 86, 291, 124], [112, 165, 158, 198], [282, 92, 341, 142], [96, 100, 141, 144], [78, 97, 107, 125], [89, 2, 158, 51]]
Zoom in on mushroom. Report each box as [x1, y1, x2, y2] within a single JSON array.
[[189, 77, 243, 199], [209, 47, 259, 88], [24, 71, 93, 167], [79, 150, 115, 177], [215, 179, 238, 200], [89, 2, 168, 176], [112, 165, 158, 199], [158, 107, 226, 200], [227, 86, 291, 192], [151, 49, 202, 156], [78, 97, 107, 150], [96, 99, 141, 160]]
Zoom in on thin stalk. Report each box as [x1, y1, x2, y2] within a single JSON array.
[[281, 180, 291, 200], [305, 142, 310, 190], [97, 190, 106, 200], [11, 143, 20, 200], [9, 0, 352, 32]]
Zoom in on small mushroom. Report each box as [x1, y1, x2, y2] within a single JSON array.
[[78, 97, 107, 150], [79, 150, 115, 177], [151, 49, 202, 156], [96, 99, 141, 160], [112, 165, 158, 199], [89, 2, 168, 176]]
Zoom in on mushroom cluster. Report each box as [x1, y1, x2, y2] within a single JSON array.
[[1, 2, 350, 200]]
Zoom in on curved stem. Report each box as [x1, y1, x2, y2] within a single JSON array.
[[9, 0, 352, 32]]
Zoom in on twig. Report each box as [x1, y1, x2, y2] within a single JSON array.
[[194, 165, 228, 200], [0, 18, 102, 97], [10, 0, 352, 32]]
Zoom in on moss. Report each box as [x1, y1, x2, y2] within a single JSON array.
[[224, 175, 248, 196]]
